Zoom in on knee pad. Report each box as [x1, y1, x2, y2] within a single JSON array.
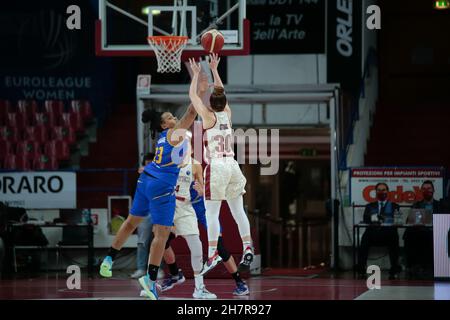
[[217, 236, 231, 262], [165, 232, 175, 249]]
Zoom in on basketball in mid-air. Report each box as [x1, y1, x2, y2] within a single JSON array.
[[201, 29, 225, 54]]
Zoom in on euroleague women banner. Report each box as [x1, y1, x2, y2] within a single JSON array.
[[350, 167, 445, 205], [0, 172, 76, 209]]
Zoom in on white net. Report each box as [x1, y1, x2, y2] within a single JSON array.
[[147, 36, 188, 73]]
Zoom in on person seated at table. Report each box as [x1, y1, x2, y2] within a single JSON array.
[[357, 183, 402, 279], [403, 180, 440, 279]]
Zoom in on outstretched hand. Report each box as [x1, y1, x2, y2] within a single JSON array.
[[208, 53, 220, 71], [189, 58, 202, 75]]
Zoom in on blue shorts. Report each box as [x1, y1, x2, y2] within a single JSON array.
[[130, 172, 176, 227]]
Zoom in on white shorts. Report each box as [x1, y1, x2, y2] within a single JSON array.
[[172, 200, 199, 236], [204, 157, 246, 201]]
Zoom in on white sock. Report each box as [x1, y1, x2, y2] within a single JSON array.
[[226, 195, 252, 241], [183, 235, 203, 273], [242, 240, 252, 251], [208, 246, 217, 258], [205, 200, 222, 257], [194, 275, 204, 290]]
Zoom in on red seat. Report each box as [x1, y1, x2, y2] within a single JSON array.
[[32, 154, 59, 170], [70, 100, 93, 123], [6, 112, 28, 129], [3, 154, 31, 171], [0, 126, 20, 143], [17, 100, 39, 122], [50, 126, 76, 146], [0, 140, 12, 164], [0, 100, 13, 125], [61, 112, 85, 134], [24, 125, 49, 144], [16, 140, 42, 159], [32, 112, 58, 128], [44, 100, 65, 118], [44, 140, 70, 161]]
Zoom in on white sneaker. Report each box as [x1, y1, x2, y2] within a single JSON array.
[[193, 285, 217, 299], [238, 246, 254, 272], [199, 251, 222, 276]]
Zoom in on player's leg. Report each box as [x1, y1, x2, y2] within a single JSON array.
[[201, 162, 229, 275], [217, 236, 249, 296], [226, 160, 254, 271], [138, 179, 177, 300], [132, 216, 153, 278], [160, 233, 185, 291], [183, 234, 216, 299], [100, 175, 149, 277]]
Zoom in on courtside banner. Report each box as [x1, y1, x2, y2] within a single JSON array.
[[0, 172, 76, 209], [350, 167, 445, 205]]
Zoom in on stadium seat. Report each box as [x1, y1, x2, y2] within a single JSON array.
[[50, 126, 76, 146], [32, 154, 59, 170], [3, 154, 31, 171], [70, 100, 93, 123], [16, 140, 42, 159], [0, 100, 13, 125], [61, 112, 85, 135], [17, 100, 39, 123], [24, 125, 49, 144], [6, 112, 28, 129], [44, 100, 65, 118], [0, 140, 12, 164], [44, 140, 70, 161], [0, 126, 20, 143], [32, 112, 58, 128]]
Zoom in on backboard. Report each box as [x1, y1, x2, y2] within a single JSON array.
[[96, 0, 249, 58]]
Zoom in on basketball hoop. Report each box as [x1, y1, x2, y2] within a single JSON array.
[[147, 36, 189, 73]]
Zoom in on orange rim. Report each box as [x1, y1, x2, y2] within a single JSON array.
[[147, 36, 188, 52]]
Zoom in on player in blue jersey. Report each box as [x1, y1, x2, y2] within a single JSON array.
[[99, 76, 209, 300]]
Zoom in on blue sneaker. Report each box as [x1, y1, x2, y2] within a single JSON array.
[[138, 275, 159, 300], [233, 281, 249, 296], [160, 269, 185, 292], [99, 256, 113, 278]]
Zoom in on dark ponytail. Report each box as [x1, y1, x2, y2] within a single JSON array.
[[141, 109, 163, 138], [210, 86, 227, 111]]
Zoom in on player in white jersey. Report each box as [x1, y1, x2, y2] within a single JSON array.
[[188, 54, 254, 275]]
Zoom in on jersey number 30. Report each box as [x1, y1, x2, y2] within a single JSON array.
[[214, 134, 232, 153]]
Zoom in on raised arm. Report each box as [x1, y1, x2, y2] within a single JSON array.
[[188, 58, 212, 120], [209, 53, 224, 88], [175, 104, 197, 130], [209, 53, 231, 116]]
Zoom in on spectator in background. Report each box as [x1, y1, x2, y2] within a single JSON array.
[[403, 180, 439, 279], [130, 153, 164, 280], [357, 183, 402, 280]]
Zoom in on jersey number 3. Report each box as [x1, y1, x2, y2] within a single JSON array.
[[154, 147, 164, 164]]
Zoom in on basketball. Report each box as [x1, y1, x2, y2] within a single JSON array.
[[201, 29, 225, 54]]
